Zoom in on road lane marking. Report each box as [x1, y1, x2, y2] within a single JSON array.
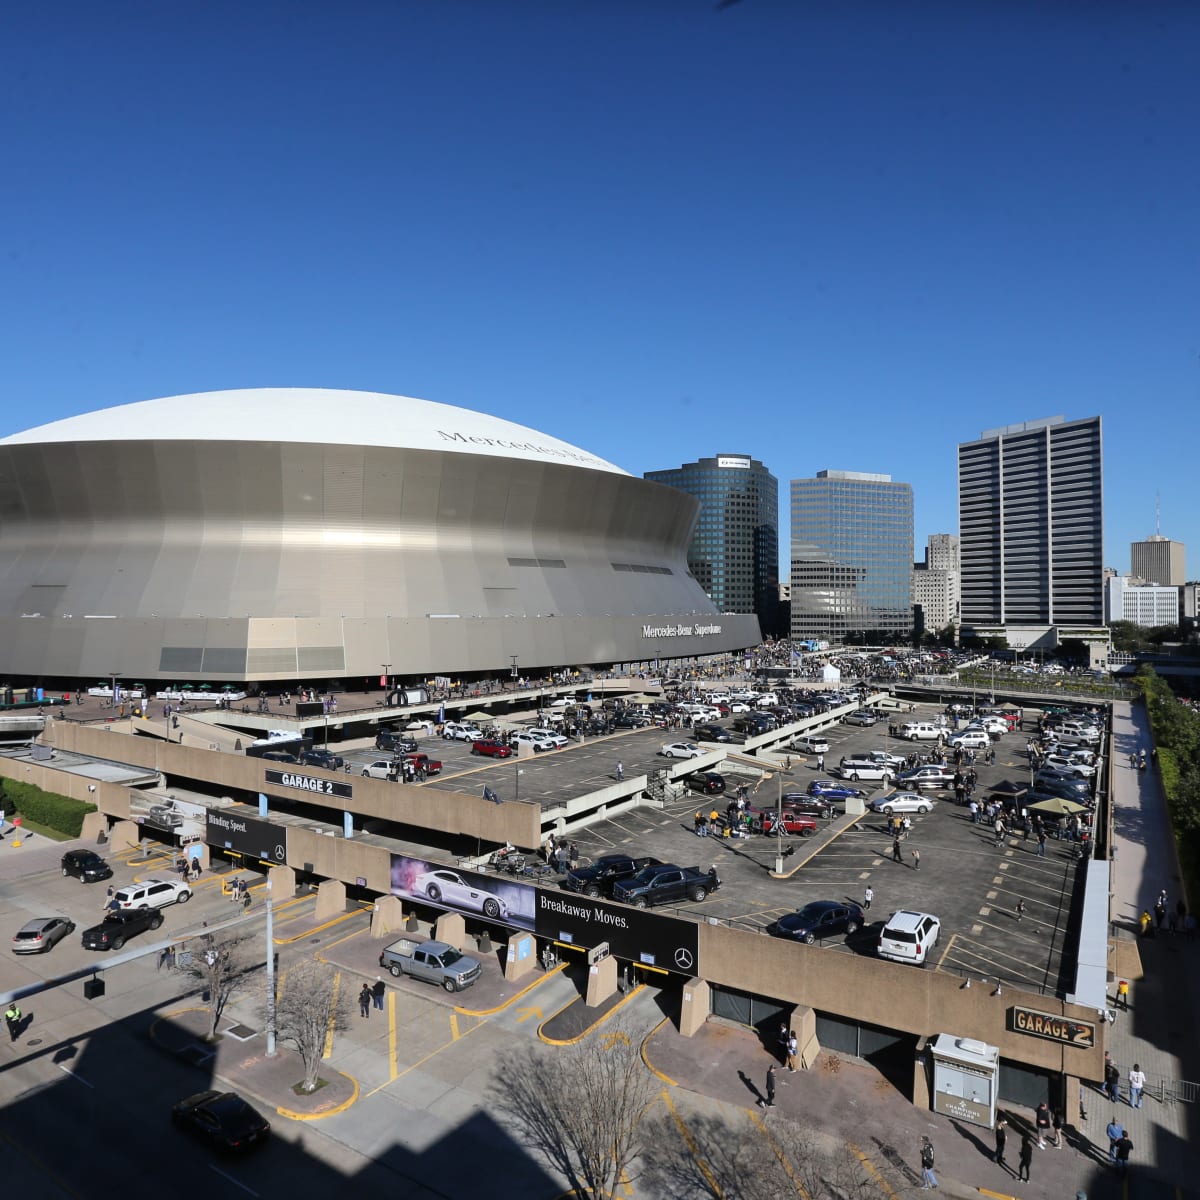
[[210, 1165, 259, 1196], [322, 971, 341, 1059], [387, 989, 398, 1080]]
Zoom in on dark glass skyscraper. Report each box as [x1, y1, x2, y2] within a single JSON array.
[[645, 454, 777, 631], [790, 470, 914, 642]]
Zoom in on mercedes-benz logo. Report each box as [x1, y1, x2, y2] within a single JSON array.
[[274, 844, 285, 861], [674, 947, 695, 971]]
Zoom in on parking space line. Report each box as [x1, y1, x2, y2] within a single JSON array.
[[935, 931, 959, 971], [322, 971, 341, 1059], [210, 1165, 259, 1196], [660, 1089, 724, 1198], [387, 989, 398, 1080]]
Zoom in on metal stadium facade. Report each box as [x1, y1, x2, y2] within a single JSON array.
[[0, 389, 759, 684]]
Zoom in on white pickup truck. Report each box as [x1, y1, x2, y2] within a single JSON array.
[[378, 938, 483, 992]]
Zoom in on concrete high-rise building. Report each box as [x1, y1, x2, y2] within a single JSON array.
[[645, 454, 777, 633], [1131, 535, 1185, 587], [958, 416, 1104, 633], [790, 470, 913, 642], [913, 534, 960, 638], [1105, 576, 1179, 627]]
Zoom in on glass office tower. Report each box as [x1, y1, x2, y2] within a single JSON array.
[[790, 470, 914, 641], [645, 454, 777, 628]]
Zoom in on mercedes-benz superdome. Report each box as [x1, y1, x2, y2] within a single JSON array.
[[0, 388, 759, 683]]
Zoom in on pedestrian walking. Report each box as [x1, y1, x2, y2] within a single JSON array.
[[1104, 1055, 1120, 1103], [759, 1063, 777, 1108], [372, 977, 386, 1011], [994, 1114, 1008, 1169], [1114, 1132, 1133, 1172], [912, 847, 921, 870], [1051, 1108, 1064, 1148], [1106, 1116, 1124, 1163], [785, 1030, 798, 1072], [816, 753, 825, 772], [1017, 1134, 1033, 1183], [4, 1002, 21, 1042], [1015, 899, 1025, 923], [1129, 1063, 1145, 1108], [863, 885, 873, 911], [919, 1136, 938, 1189], [1036, 831, 1047, 858], [892, 836, 903, 864], [615, 761, 624, 782], [1034, 1100, 1051, 1147], [358, 983, 371, 1018]]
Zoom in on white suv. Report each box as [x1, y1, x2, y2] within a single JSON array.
[[527, 727, 569, 747], [878, 910, 940, 966], [113, 878, 192, 909], [442, 722, 484, 741], [510, 731, 556, 752]]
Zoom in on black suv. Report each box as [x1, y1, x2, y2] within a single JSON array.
[[692, 724, 732, 743], [563, 854, 661, 899], [81, 908, 163, 951], [376, 731, 419, 753], [62, 849, 113, 883], [300, 748, 344, 770]]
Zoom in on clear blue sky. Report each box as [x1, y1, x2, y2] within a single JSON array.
[[6, 1, 1198, 579]]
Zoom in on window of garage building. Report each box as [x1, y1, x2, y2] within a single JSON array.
[[708, 983, 791, 1035]]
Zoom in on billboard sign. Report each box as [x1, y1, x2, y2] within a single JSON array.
[[206, 810, 286, 864], [389, 854, 536, 931], [535, 891, 699, 973], [1007, 1006, 1096, 1049]]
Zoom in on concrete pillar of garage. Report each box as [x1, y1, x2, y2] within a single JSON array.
[[107, 819, 140, 851], [504, 932, 538, 981], [679, 977, 710, 1036], [314, 878, 347, 922], [585, 954, 618, 1007], [435, 911, 467, 950], [913, 1036, 933, 1109], [81, 810, 107, 844], [268, 863, 296, 898], [370, 894, 405, 936]]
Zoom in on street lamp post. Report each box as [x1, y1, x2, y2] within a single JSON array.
[[265, 876, 276, 1056], [515, 764, 523, 803], [774, 764, 793, 875]]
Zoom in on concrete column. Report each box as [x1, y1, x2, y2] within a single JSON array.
[[504, 932, 538, 982], [268, 863, 296, 896], [913, 1036, 932, 1110], [435, 911, 467, 950], [370, 894, 405, 937], [679, 977, 710, 1036], [108, 819, 140, 851], [314, 878, 347, 922], [81, 811, 107, 843], [585, 953, 618, 1007]]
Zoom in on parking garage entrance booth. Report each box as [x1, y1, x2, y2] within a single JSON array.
[[929, 1035, 998, 1129]]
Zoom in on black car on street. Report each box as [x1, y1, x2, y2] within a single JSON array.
[[172, 1090, 271, 1153], [770, 900, 866, 944], [61, 849, 113, 883], [81, 908, 163, 951]]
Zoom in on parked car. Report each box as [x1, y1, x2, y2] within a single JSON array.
[[1041, 755, 1096, 779], [510, 731, 557, 752], [611, 863, 721, 908], [869, 792, 936, 816], [836, 756, 896, 783], [81, 908, 163, 951], [1029, 775, 1093, 804], [684, 771, 727, 796], [378, 937, 482, 992], [564, 853, 662, 899], [527, 727, 569, 747], [470, 738, 513, 758], [300, 748, 344, 770], [779, 792, 834, 819], [770, 900, 865, 944], [172, 1090, 271, 1153], [258, 748, 299, 763], [877, 909, 941, 965], [946, 729, 990, 750], [412, 869, 508, 919], [362, 758, 399, 780], [692, 724, 733, 743], [659, 742, 704, 759], [12, 916, 76, 954], [113, 878, 192, 909], [376, 730, 419, 753], [755, 810, 818, 837], [896, 764, 956, 789], [807, 780, 867, 802], [842, 710, 877, 727], [61, 849, 113, 883], [791, 734, 829, 754], [442, 722, 484, 742]]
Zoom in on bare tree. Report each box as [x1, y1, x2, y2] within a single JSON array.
[[174, 931, 257, 1041], [488, 1024, 658, 1200], [271, 960, 350, 1093], [638, 1109, 882, 1200]]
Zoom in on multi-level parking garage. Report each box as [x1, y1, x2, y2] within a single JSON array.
[[16, 675, 1111, 1117]]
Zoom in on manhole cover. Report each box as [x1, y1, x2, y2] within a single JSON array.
[[27, 1038, 43, 1047], [224, 1023, 258, 1041]]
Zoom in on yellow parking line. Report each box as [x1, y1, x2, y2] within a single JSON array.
[[748, 1110, 811, 1199], [365, 1009, 491, 1097], [449, 1012, 461, 1041], [322, 972, 341, 1059], [275, 908, 364, 944], [661, 1089, 722, 1197], [848, 1142, 900, 1199], [935, 931, 959, 971], [387, 989, 398, 1081]]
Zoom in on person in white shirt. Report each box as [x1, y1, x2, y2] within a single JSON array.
[[1129, 1063, 1146, 1108]]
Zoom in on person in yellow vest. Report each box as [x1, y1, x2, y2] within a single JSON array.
[[1117, 979, 1130, 1010]]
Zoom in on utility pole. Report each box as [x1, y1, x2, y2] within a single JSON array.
[[774, 764, 792, 875]]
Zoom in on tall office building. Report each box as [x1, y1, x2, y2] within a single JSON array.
[[913, 534, 961, 638], [790, 470, 913, 641], [1131, 535, 1185, 587], [644, 454, 777, 631], [958, 416, 1104, 630]]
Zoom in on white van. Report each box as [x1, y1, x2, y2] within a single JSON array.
[[900, 722, 944, 742]]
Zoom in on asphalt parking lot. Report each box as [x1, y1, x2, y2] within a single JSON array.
[[548, 700, 1090, 998]]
